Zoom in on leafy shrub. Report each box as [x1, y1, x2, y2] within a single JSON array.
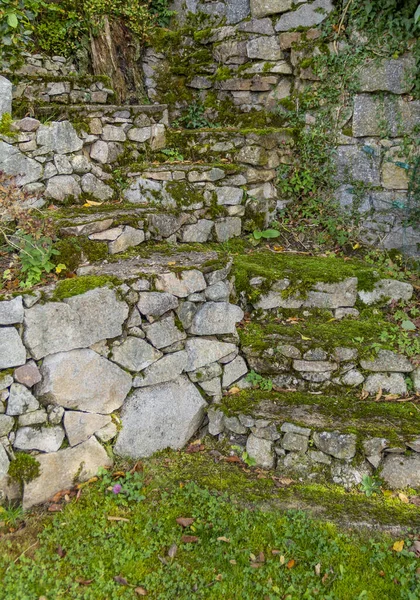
[[0, 0, 39, 66]]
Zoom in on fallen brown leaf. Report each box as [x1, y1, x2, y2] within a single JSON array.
[[287, 559, 295, 569], [176, 517, 195, 528], [56, 545, 66, 558], [107, 516, 130, 523], [135, 587, 147, 596], [181, 535, 199, 544], [75, 578, 94, 586], [48, 504, 62, 512], [168, 544, 178, 558], [114, 576, 129, 585], [217, 536, 230, 543], [398, 493, 409, 504]]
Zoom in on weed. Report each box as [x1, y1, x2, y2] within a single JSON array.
[[245, 370, 273, 391], [231, 445, 256, 467], [360, 475, 383, 498]]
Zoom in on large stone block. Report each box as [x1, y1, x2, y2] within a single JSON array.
[[335, 144, 381, 185], [23, 437, 112, 508], [189, 302, 244, 335], [0, 76, 12, 117], [0, 296, 24, 325], [14, 426, 65, 453], [246, 434, 274, 468], [184, 338, 237, 371], [64, 411, 112, 446], [0, 141, 42, 186], [36, 349, 132, 413], [37, 121, 83, 153], [24, 287, 128, 359], [381, 454, 420, 489], [353, 94, 420, 137], [275, 0, 333, 31], [44, 175, 82, 202], [357, 55, 415, 94], [155, 270, 206, 297], [246, 36, 283, 60], [114, 375, 206, 458], [133, 351, 187, 387], [111, 337, 162, 372], [0, 327, 26, 369], [358, 279, 413, 305], [360, 350, 413, 373], [313, 431, 357, 460], [251, 0, 291, 18], [303, 277, 358, 309]]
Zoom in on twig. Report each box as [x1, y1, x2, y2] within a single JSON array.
[[7, 541, 39, 571], [334, 0, 355, 54]]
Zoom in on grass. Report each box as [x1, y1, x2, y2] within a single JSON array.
[[1, 450, 419, 600]]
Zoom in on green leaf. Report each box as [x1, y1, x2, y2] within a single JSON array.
[[415, 4, 420, 23], [261, 229, 280, 239], [401, 320, 416, 331], [7, 13, 18, 28], [253, 230, 263, 240]]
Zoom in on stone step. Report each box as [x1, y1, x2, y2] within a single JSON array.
[[209, 389, 420, 490], [34, 102, 168, 121]]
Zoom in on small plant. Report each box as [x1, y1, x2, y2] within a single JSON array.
[[173, 101, 214, 130], [8, 453, 40, 492], [98, 467, 146, 507], [251, 228, 281, 244], [160, 148, 184, 162], [15, 231, 60, 288], [0, 502, 24, 528], [360, 475, 383, 497], [245, 370, 273, 391], [231, 445, 256, 467]]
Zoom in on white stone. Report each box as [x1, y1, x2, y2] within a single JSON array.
[[363, 373, 407, 396], [0, 141, 42, 185], [133, 351, 188, 387], [359, 279, 413, 305], [184, 338, 237, 371], [137, 292, 179, 318], [14, 426, 65, 453], [222, 356, 248, 387], [143, 314, 186, 349], [37, 121, 83, 153], [0, 328, 26, 369], [0, 76, 12, 117], [111, 337, 162, 372], [190, 302, 244, 335], [0, 297, 23, 325], [246, 434, 274, 468], [6, 383, 39, 415], [155, 270, 207, 298], [109, 226, 145, 254], [64, 411, 112, 446]]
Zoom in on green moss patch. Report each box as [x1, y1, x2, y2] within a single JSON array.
[[51, 275, 121, 301]]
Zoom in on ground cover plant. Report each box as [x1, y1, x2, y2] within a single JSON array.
[[1, 449, 420, 600]]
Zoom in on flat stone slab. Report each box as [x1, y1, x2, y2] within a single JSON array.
[[36, 349, 132, 414], [115, 375, 206, 458], [381, 454, 420, 489], [0, 327, 27, 369], [23, 437, 112, 508], [64, 411, 112, 446]]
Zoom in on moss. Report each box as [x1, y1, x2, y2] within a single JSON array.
[[0, 113, 16, 137], [53, 237, 108, 272], [342, 127, 353, 137], [8, 453, 40, 489], [166, 180, 205, 208], [51, 275, 121, 301]]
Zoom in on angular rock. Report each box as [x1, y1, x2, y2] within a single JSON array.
[[0, 414, 14, 437], [127, 127, 151, 142], [45, 175, 82, 202], [81, 173, 113, 201], [246, 434, 274, 469], [222, 356, 248, 387], [111, 336, 162, 371], [226, 0, 250, 23], [37, 121, 83, 154], [189, 362, 222, 383], [23, 437, 113, 508], [143, 314, 186, 349], [0, 374, 13, 390], [353, 94, 420, 137], [224, 415, 247, 434], [0, 76, 12, 117], [281, 432, 309, 453], [293, 360, 337, 372], [331, 462, 370, 490], [115, 375, 206, 457], [184, 338, 237, 371], [250, 0, 291, 18], [18, 409, 47, 427], [360, 350, 413, 373], [199, 377, 222, 397], [341, 369, 364, 386], [216, 186, 244, 206], [363, 373, 407, 396], [251, 423, 281, 441], [181, 219, 214, 243], [190, 302, 244, 335], [14, 426, 65, 453], [109, 226, 145, 254], [177, 301, 197, 329], [304, 277, 358, 308], [357, 55, 415, 94], [0, 297, 24, 325], [413, 367, 420, 393], [247, 36, 282, 61], [313, 431, 357, 459], [358, 279, 413, 305], [333, 347, 358, 362], [280, 422, 311, 436], [102, 125, 126, 142], [155, 270, 206, 298], [308, 450, 331, 465], [47, 405, 64, 425], [15, 117, 40, 132], [6, 383, 39, 415], [95, 421, 117, 443], [64, 411, 112, 446], [0, 141, 42, 186], [275, 0, 333, 31], [14, 361, 42, 388], [133, 351, 187, 387], [381, 454, 420, 489], [0, 443, 9, 480], [36, 349, 132, 413], [138, 292, 178, 318], [207, 408, 225, 436], [24, 287, 128, 359], [205, 281, 230, 302], [335, 144, 381, 186], [214, 217, 242, 242]]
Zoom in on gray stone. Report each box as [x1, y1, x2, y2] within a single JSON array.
[[45, 175, 81, 202], [341, 369, 364, 386], [361, 350, 413, 373], [275, 0, 333, 31], [215, 217, 242, 242], [381, 454, 420, 489], [205, 260, 232, 286], [89, 226, 123, 241], [71, 155, 91, 174], [256, 287, 303, 310], [181, 220, 214, 243], [222, 356, 248, 387], [239, 414, 255, 428], [64, 411, 112, 446], [14, 361, 42, 387], [95, 421, 117, 443], [6, 383, 39, 415], [282, 452, 312, 474], [0, 374, 13, 391], [282, 432, 309, 453], [0, 328, 25, 371], [353, 94, 420, 137], [148, 213, 188, 237], [277, 345, 301, 359], [36, 349, 132, 414], [208, 408, 225, 435], [14, 426, 65, 453], [247, 36, 283, 60], [304, 278, 358, 308], [189, 362, 222, 383], [190, 302, 244, 335], [301, 372, 331, 383], [24, 287, 128, 359], [0, 76, 12, 117], [0, 443, 9, 480], [143, 314, 186, 349], [335, 144, 381, 186], [90, 140, 111, 164], [313, 431, 357, 459], [23, 437, 113, 508], [246, 434, 274, 468], [250, 0, 291, 18], [184, 338, 237, 371], [251, 423, 281, 441], [138, 292, 178, 318], [47, 405, 64, 425], [0, 415, 14, 437], [199, 377, 222, 397], [413, 367, 420, 393], [109, 226, 145, 254], [357, 55, 416, 94], [54, 154, 72, 175], [127, 127, 151, 142], [333, 347, 358, 362], [205, 281, 230, 302], [37, 121, 83, 153], [335, 308, 360, 320], [293, 360, 337, 372], [18, 409, 47, 427], [238, 17, 275, 34], [81, 173, 114, 201], [177, 301, 197, 329], [0, 141, 42, 185], [358, 279, 413, 305], [224, 416, 247, 435], [133, 351, 187, 387], [363, 437, 388, 456], [308, 450, 331, 465], [280, 422, 311, 437], [155, 270, 206, 298], [227, 0, 250, 23], [150, 124, 166, 150], [115, 376, 206, 458], [0, 297, 24, 325], [102, 125, 126, 142], [216, 186, 244, 206], [303, 348, 327, 361], [331, 462, 370, 489], [15, 117, 40, 132], [62, 218, 113, 237], [111, 337, 162, 372], [407, 438, 420, 453], [363, 373, 407, 396]]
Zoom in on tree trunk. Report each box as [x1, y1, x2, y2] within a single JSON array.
[[90, 17, 145, 104]]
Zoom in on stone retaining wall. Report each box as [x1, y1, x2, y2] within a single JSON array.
[[9, 75, 114, 106]]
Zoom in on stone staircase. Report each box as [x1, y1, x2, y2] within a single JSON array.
[[0, 52, 419, 509]]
